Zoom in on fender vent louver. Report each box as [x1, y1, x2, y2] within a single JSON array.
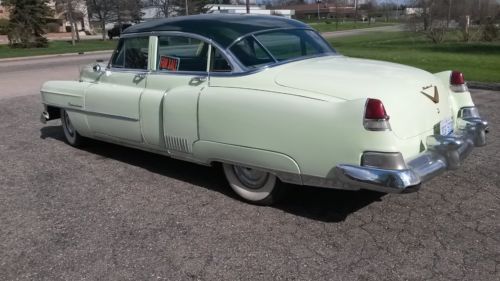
[[165, 136, 191, 153]]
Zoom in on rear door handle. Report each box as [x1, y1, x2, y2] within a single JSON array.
[[191, 76, 207, 83]]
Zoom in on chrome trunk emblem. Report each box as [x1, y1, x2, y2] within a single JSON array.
[[421, 86, 440, 104]]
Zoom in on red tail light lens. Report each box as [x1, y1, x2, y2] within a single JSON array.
[[364, 99, 391, 131], [365, 98, 389, 120], [451, 71, 465, 85], [450, 71, 468, 92]]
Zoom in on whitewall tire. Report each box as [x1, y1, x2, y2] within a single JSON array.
[[61, 109, 83, 147], [222, 163, 283, 205]]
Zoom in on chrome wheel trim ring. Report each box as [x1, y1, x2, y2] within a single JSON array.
[[223, 163, 277, 202], [232, 165, 270, 189]]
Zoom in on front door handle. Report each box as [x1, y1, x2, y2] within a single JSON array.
[[135, 73, 147, 79]]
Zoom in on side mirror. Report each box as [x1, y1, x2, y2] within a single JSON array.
[[92, 64, 102, 73]]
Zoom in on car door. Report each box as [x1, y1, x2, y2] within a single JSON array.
[[85, 36, 149, 143], [140, 35, 214, 154]]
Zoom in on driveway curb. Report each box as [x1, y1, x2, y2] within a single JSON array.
[[0, 50, 113, 62], [468, 81, 500, 91]]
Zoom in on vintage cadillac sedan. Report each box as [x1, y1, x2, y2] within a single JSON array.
[[40, 15, 489, 205]]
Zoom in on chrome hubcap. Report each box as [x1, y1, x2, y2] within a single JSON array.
[[63, 111, 75, 137], [232, 166, 269, 189]]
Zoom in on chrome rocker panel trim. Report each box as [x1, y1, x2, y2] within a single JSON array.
[[334, 116, 489, 194]]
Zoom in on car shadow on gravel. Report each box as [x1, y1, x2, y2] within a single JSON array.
[[41, 125, 384, 223]]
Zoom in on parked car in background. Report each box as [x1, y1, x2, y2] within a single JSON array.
[[40, 14, 489, 205], [107, 23, 132, 39]]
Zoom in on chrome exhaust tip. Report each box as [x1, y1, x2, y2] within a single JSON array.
[[40, 111, 49, 124]]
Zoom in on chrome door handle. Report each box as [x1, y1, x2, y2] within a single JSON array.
[[192, 76, 207, 83], [135, 73, 147, 79]]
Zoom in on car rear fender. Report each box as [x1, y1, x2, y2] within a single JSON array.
[[434, 70, 475, 117], [193, 140, 303, 185]]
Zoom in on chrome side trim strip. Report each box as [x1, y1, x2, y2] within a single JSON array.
[[82, 110, 140, 122], [44, 103, 140, 122]]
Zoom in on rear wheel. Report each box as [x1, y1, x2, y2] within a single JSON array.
[[61, 109, 84, 147], [222, 163, 283, 205]]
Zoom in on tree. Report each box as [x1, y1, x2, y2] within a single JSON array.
[[153, 0, 174, 17], [408, 0, 499, 43], [115, 0, 143, 23], [4, 0, 53, 48], [55, 0, 85, 45], [87, 0, 143, 40], [175, 0, 212, 16], [87, 0, 116, 40]]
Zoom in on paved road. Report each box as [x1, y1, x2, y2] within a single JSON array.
[[0, 57, 499, 280], [0, 52, 111, 100]]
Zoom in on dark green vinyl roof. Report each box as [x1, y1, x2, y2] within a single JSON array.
[[123, 14, 310, 48]]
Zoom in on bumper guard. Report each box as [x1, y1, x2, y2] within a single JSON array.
[[335, 116, 489, 193]]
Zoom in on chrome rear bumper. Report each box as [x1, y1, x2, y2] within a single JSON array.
[[335, 116, 489, 194]]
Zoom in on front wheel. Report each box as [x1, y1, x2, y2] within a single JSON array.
[[222, 163, 283, 205], [61, 109, 84, 147]]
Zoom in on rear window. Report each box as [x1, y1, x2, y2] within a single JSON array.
[[229, 36, 274, 68], [230, 29, 334, 68]]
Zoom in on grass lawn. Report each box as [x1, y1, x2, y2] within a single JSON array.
[[0, 39, 117, 59], [308, 21, 395, 32], [329, 32, 500, 83]]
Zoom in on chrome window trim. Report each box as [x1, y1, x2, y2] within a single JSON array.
[[226, 27, 318, 50], [250, 34, 278, 63], [226, 27, 337, 71], [121, 31, 244, 72], [108, 35, 151, 71], [107, 68, 150, 73], [149, 71, 208, 77], [120, 28, 337, 75]]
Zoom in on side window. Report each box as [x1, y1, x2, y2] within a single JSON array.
[[111, 37, 149, 70], [210, 47, 232, 73], [157, 36, 208, 72]]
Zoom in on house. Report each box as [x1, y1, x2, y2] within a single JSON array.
[[0, 0, 91, 33], [0, 0, 10, 20], [49, 0, 91, 33], [206, 4, 295, 19]]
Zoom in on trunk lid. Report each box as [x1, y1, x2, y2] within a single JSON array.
[[275, 56, 453, 139]]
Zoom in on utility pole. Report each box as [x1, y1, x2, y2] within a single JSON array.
[[354, 0, 358, 27], [316, 0, 321, 21], [185, 0, 188, 15], [246, 0, 250, 14], [66, 0, 75, 46], [447, 0, 452, 28]]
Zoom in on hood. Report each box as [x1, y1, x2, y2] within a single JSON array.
[[275, 56, 453, 139]]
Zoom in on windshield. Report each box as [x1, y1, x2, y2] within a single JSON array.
[[229, 29, 335, 68]]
